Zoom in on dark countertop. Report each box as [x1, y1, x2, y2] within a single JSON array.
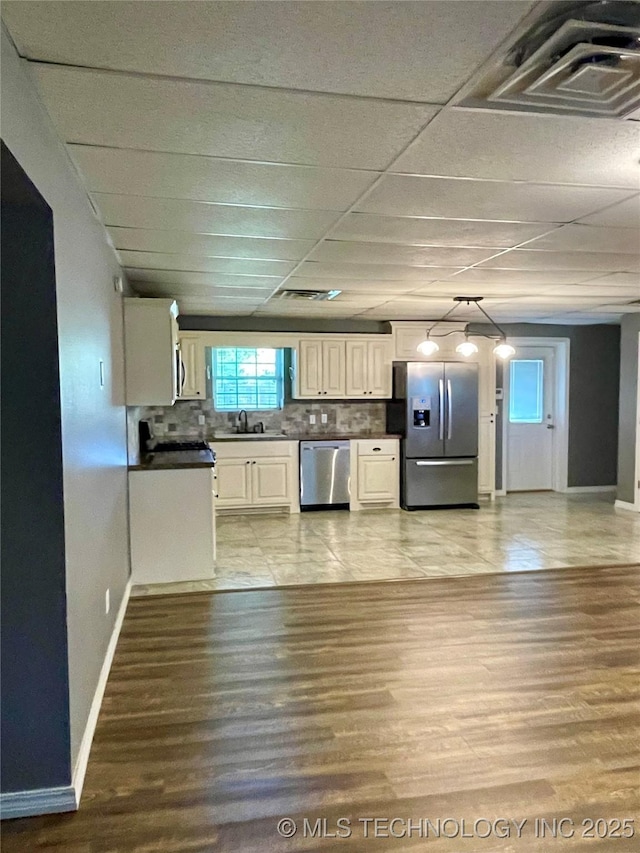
[[208, 432, 402, 443], [129, 449, 216, 471]]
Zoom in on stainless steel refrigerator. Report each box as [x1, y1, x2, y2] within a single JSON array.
[[387, 362, 479, 509]]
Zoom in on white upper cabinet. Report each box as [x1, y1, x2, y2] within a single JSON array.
[[296, 339, 346, 397], [179, 333, 206, 399], [297, 339, 323, 396], [322, 340, 346, 397], [345, 340, 368, 396], [124, 297, 179, 406], [296, 336, 391, 399], [345, 339, 392, 397]]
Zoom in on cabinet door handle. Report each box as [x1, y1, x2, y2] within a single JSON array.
[[252, 461, 257, 464], [373, 447, 381, 452], [246, 460, 251, 465]]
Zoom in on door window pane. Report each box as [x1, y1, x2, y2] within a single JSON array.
[[509, 360, 543, 423]]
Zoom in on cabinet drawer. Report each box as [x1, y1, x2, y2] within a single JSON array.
[[356, 438, 398, 457]]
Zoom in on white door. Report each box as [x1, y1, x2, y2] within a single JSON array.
[[297, 340, 323, 396], [322, 340, 346, 397], [357, 455, 396, 502], [345, 340, 368, 397], [252, 458, 292, 505], [506, 347, 555, 491], [215, 458, 252, 507], [367, 340, 392, 398]]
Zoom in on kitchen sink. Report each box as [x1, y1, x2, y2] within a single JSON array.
[[211, 432, 288, 439]]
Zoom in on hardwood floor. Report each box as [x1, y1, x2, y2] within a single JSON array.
[[4, 564, 640, 851]]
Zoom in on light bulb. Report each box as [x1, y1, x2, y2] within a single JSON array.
[[493, 342, 516, 359], [417, 339, 439, 356], [456, 340, 479, 357]]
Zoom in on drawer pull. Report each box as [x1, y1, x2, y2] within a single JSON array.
[[373, 447, 381, 452]]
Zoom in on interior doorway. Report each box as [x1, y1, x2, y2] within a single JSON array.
[[502, 338, 569, 494]]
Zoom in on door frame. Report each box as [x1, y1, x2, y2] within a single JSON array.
[[637, 331, 640, 510], [501, 337, 570, 494]]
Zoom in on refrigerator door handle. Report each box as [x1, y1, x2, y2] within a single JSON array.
[[438, 379, 444, 441], [447, 379, 452, 440], [415, 459, 475, 466]]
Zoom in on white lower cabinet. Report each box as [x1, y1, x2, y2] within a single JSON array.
[[129, 466, 216, 584], [350, 439, 399, 510], [215, 458, 252, 507], [211, 440, 298, 513], [478, 416, 496, 496]]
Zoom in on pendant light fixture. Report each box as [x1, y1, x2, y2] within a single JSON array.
[[416, 333, 439, 356], [416, 297, 516, 359], [455, 334, 479, 357]]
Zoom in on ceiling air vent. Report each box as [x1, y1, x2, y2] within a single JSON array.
[[276, 289, 342, 301], [463, 1, 640, 118]]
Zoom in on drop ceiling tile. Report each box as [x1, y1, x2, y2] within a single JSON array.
[[448, 268, 605, 285], [581, 272, 640, 288], [595, 303, 640, 313], [357, 175, 635, 222], [118, 251, 293, 277], [296, 262, 465, 281], [577, 195, 640, 229], [3, 1, 535, 102], [177, 305, 256, 316], [331, 214, 556, 248], [93, 194, 340, 239], [108, 227, 311, 261], [541, 313, 623, 324], [286, 277, 417, 294], [409, 281, 549, 298], [392, 109, 640, 188], [476, 250, 640, 273], [131, 282, 272, 303], [69, 146, 377, 210], [540, 284, 640, 298], [524, 225, 640, 255], [309, 241, 492, 267], [125, 269, 279, 290], [32, 65, 438, 169]]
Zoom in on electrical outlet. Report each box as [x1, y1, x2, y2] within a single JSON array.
[[321, 413, 328, 424], [309, 414, 316, 425], [197, 414, 206, 426], [105, 589, 110, 615], [155, 423, 167, 436]]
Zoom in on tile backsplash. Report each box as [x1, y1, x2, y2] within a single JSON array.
[[128, 399, 387, 459]]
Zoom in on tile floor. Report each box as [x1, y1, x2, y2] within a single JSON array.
[[131, 492, 640, 595]]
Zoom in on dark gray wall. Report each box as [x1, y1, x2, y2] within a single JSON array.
[[1, 140, 71, 792], [180, 315, 389, 335], [617, 315, 640, 504], [470, 323, 621, 489]]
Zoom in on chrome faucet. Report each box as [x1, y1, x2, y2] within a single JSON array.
[[238, 410, 248, 434]]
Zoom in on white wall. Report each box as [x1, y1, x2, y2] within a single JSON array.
[[618, 315, 640, 505], [1, 26, 130, 769]]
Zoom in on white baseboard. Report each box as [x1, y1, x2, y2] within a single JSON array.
[[72, 579, 131, 806], [494, 489, 507, 497], [0, 785, 76, 820], [615, 499, 639, 512], [563, 485, 617, 494]]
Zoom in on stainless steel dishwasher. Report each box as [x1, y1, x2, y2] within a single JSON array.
[[300, 440, 350, 510]]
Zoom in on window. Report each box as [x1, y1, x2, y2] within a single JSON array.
[[509, 359, 543, 423], [212, 347, 284, 411]]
